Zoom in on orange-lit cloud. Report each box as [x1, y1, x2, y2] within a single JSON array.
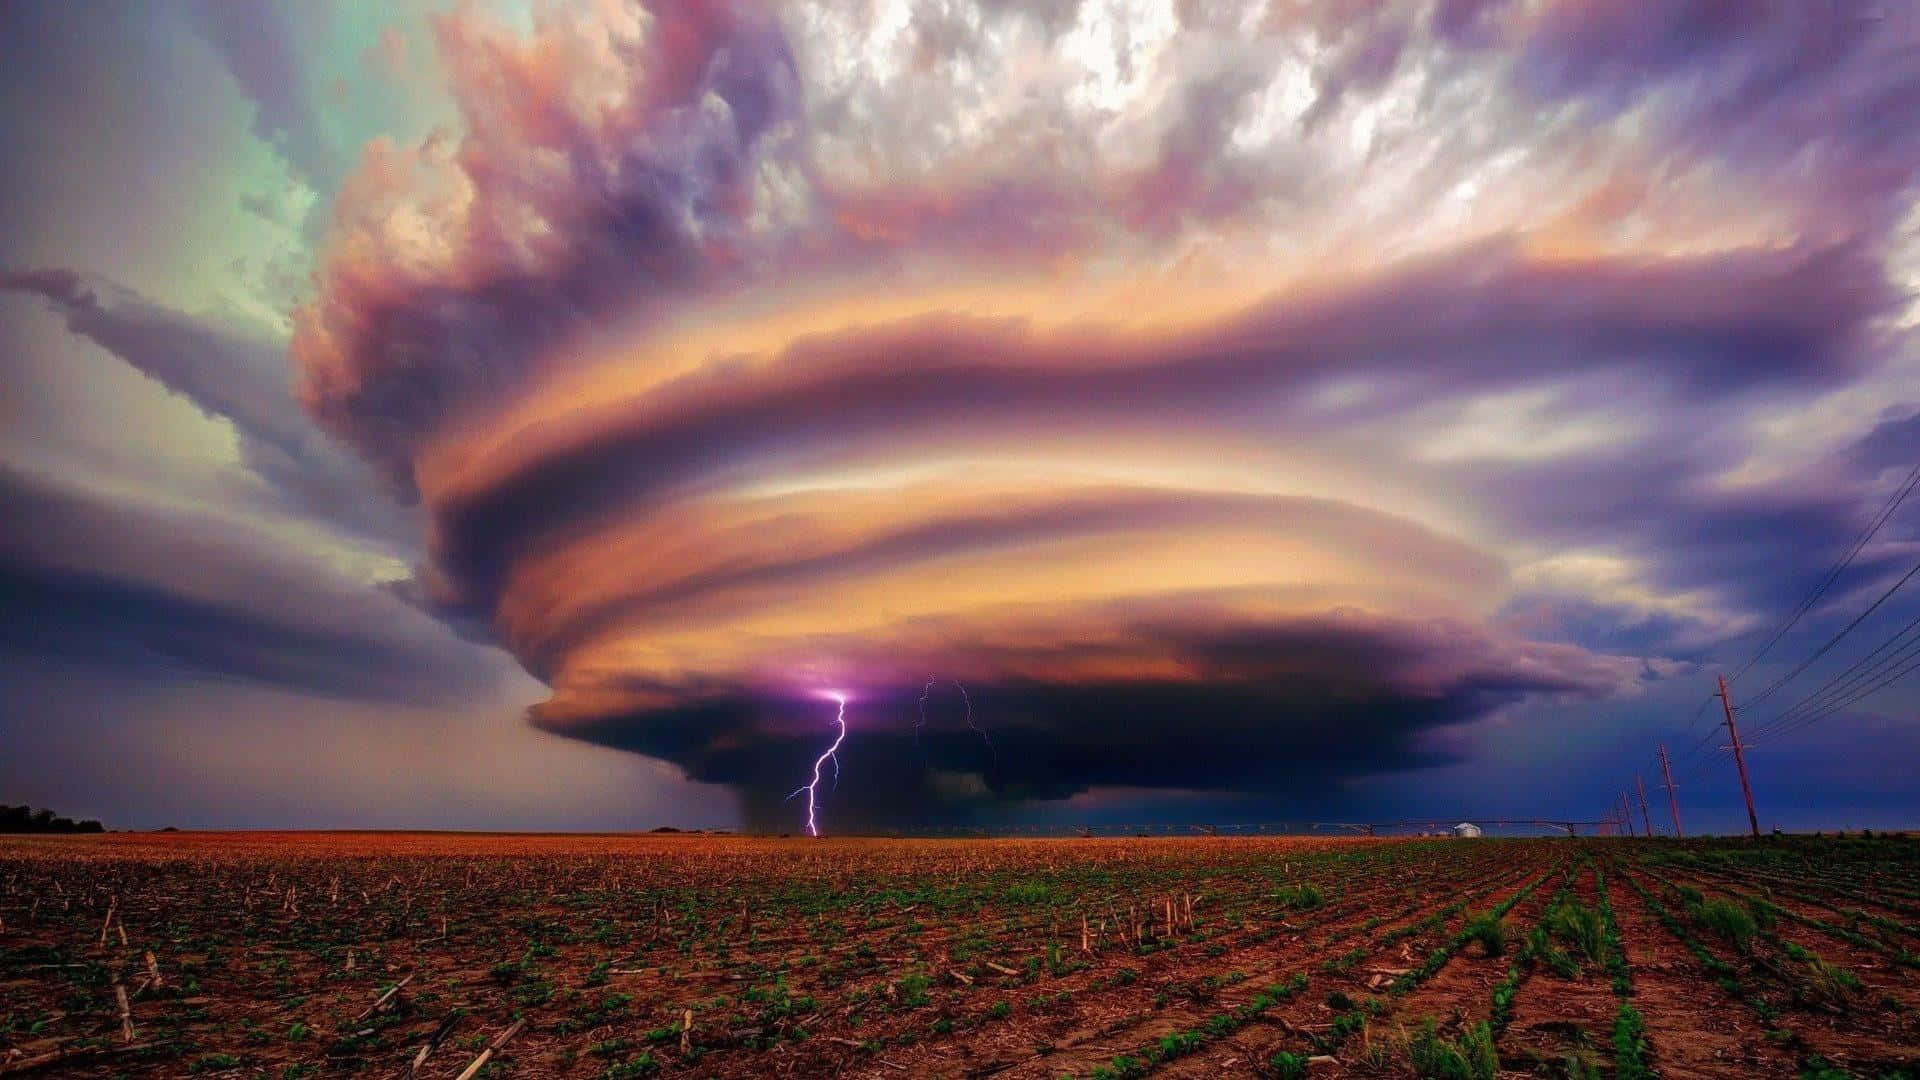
[[283, 0, 1920, 825]]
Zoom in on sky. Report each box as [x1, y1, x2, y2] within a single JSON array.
[[3, 0, 1919, 835]]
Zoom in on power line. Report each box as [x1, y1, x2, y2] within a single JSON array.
[[1705, 478, 1920, 758], [1751, 645, 1920, 745], [1658, 468, 1919, 782], [1736, 554, 1920, 713], [1743, 609, 1920, 742], [1675, 724, 1732, 783], [1686, 725, 1719, 756], [1674, 716, 1724, 771], [1683, 692, 1718, 733], [1643, 463, 1920, 831], [1678, 753, 1721, 786], [1727, 462, 1920, 684]]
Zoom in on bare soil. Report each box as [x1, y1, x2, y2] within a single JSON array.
[[3, 832, 1918, 1078]]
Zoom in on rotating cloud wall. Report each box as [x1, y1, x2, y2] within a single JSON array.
[[290, 0, 1917, 827]]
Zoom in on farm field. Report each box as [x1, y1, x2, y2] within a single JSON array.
[[2, 833, 1917, 1078]]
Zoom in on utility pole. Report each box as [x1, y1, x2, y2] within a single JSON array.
[[1717, 673, 1761, 838], [1620, 792, 1638, 838], [1658, 743, 1683, 837], [1636, 775, 1654, 837]]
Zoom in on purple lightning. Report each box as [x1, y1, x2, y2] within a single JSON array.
[[786, 692, 848, 837], [919, 675, 995, 759]]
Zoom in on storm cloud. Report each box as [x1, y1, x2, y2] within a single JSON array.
[[282, 0, 1920, 826], [0, 465, 502, 704], [1, 270, 416, 550]]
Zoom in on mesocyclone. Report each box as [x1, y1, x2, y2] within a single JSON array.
[[291, 1, 1907, 825]]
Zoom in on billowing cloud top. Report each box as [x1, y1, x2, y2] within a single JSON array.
[[288, 0, 1919, 826]]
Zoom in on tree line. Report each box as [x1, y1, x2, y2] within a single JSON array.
[[0, 805, 105, 833]]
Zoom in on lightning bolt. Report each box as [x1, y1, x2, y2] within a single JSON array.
[[786, 693, 847, 837], [919, 675, 995, 760]]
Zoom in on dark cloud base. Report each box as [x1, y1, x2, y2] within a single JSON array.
[[540, 612, 1616, 829], [555, 683, 1485, 832]]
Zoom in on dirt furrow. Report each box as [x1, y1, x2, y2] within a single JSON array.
[[1607, 864, 1802, 1079], [1496, 862, 1619, 1075], [857, 858, 1534, 1078], [1143, 857, 1561, 1077]]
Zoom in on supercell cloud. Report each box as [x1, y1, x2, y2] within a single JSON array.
[[285, 0, 1920, 826]]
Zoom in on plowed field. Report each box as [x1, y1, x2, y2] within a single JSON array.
[[3, 832, 1916, 1077]]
